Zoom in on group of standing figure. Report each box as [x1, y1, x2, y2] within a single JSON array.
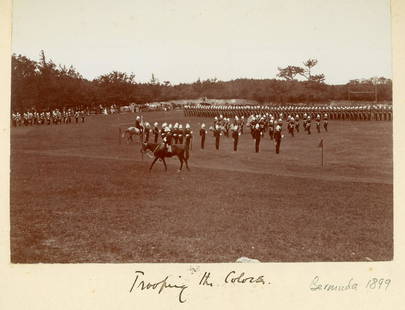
[[132, 111, 329, 157]]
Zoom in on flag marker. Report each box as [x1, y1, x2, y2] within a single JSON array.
[[318, 139, 324, 167]]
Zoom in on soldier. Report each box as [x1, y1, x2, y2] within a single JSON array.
[[323, 114, 328, 132], [67, 109, 72, 123], [295, 114, 300, 133], [305, 116, 311, 135], [213, 124, 222, 150], [316, 114, 321, 133], [274, 125, 282, 154], [160, 122, 167, 140], [135, 116, 144, 133], [213, 116, 218, 127], [153, 122, 159, 143], [268, 118, 274, 140], [224, 118, 230, 137], [173, 123, 179, 144], [249, 116, 256, 138], [46, 111, 51, 125], [288, 117, 295, 137], [253, 123, 261, 153], [80, 110, 85, 123], [144, 122, 151, 142], [75, 110, 80, 123], [240, 116, 245, 134], [259, 117, 266, 138], [178, 124, 184, 144], [184, 123, 193, 158], [232, 124, 240, 151], [200, 124, 207, 150], [165, 126, 173, 152]]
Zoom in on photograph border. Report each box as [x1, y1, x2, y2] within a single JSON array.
[[1, 0, 404, 308]]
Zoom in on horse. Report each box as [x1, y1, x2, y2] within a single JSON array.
[[121, 127, 142, 144], [141, 142, 190, 172]]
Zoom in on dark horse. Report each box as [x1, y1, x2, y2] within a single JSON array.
[[141, 142, 190, 172]]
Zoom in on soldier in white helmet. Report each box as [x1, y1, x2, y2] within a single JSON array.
[[232, 124, 240, 151], [288, 117, 295, 137], [316, 114, 321, 133], [305, 116, 311, 134], [274, 124, 283, 154], [268, 118, 274, 140], [184, 123, 193, 158], [144, 122, 151, 142], [253, 123, 262, 153], [153, 122, 159, 143], [213, 124, 222, 150], [323, 113, 328, 132], [295, 114, 300, 133], [173, 123, 179, 144], [200, 123, 207, 149], [178, 124, 184, 144]]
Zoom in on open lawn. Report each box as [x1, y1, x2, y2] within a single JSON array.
[[10, 110, 393, 263]]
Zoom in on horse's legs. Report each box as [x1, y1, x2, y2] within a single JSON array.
[[162, 157, 167, 172], [185, 157, 190, 171], [178, 156, 183, 172], [149, 157, 159, 172]]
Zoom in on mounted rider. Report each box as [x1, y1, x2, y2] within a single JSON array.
[[154, 126, 173, 156], [135, 116, 144, 133]]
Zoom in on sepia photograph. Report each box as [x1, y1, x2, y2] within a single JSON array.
[[10, 0, 393, 264]]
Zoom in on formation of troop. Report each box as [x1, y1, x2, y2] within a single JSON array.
[[133, 109, 329, 155], [11, 108, 87, 127], [205, 112, 329, 154], [184, 104, 392, 121]]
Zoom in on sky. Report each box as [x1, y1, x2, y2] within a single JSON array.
[[11, 0, 392, 85]]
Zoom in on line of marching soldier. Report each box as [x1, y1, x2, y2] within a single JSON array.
[[205, 113, 328, 154], [184, 104, 392, 121]]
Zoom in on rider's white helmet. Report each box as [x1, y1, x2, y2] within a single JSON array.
[[186, 123, 190, 129]]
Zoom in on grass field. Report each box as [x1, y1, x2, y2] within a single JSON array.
[[10, 110, 393, 263]]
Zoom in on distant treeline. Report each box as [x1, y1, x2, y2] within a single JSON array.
[[11, 52, 392, 112]]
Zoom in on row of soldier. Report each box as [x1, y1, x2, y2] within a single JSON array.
[[12, 109, 86, 127], [134, 111, 328, 155], [184, 104, 392, 121]]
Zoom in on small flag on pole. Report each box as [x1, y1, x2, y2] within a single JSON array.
[[318, 139, 324, 167]]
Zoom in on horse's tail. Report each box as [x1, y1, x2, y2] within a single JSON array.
[[121, 130, 127, 138]]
